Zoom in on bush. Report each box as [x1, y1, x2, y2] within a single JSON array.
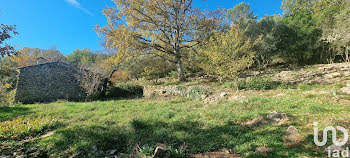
[[237, 77, 280, 90], [104, 84, 143, 99], [199, 25, 260, 81], [0, 86, 16, 107], [187, 86, 210, 101]]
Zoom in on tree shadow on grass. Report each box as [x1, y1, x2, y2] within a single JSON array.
[[42, 119, 322, 158], [0, 106, 31, 122]]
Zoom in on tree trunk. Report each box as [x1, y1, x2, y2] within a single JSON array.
[[176, 55, 185, 82]]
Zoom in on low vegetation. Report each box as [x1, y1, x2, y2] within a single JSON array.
[[0, 116, 57, 140], [1, 82, 349, 157], [1, 0, 350, 157]]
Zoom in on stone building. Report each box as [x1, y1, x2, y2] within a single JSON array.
[[15, 62, 104, 104]]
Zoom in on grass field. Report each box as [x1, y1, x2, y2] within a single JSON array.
[[1, 83, 350, 157]]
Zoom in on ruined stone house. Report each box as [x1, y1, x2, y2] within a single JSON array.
[[15, 62, 105, 104]]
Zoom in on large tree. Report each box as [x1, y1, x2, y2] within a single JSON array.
[[11, 47, 65, 67], [66, 48, 96, 68], [0, 24, 18, 57], [329, 2, 350, 62], [225, 2, 256, 26], [280, 0, 322, 64], [95, 0, 223, 81]]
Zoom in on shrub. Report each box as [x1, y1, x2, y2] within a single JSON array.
[[199, 25, 261, 81], [0, 116, 58, 140], [237, 77, 280, 90], [187, 86, 210, 101], [104, 84, 144, 99], [0, 86, 16, 107]]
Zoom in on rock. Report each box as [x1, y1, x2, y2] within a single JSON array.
[[219, 92, 228, 98], [203, 96, 219, 104], [324, 72, 342, 79], [153, 144, 167, 158], [109, 150, 117, 155], [255, 146, 271, 157], [343, 71, 350, 77], [274, 71, 296, 83], [242, 111, 289, 127], [282, 126, 302, 146], [341, 86, 350, 95]]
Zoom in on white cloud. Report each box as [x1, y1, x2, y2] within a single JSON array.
[[64, 0, 93, 16]]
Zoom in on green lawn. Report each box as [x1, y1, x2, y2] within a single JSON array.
[[1, 84, 349, 157]]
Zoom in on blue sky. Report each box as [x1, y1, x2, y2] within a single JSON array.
[[0, 0, 283, 55]]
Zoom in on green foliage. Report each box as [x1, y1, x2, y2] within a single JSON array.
[[0, 24, 18, 57], [1, 86, 348, 157], [127, 55, 175, 81], [0, 89, 16, 106], [96, 0, 224, 82], [200, 26, 260, 81], [277, 83, 297, 90], [237, 77, 280, 90], [250, 15, 283, 68], [104, 84, 143, 99], [0, 57, 17, 107], [66, 48, 96, 68], [225, 2, 256, 25], [279, 9, 322, 64], [278, 0, 350, 64], [176, 85, 187, 92], [187, 86, 210, 101], [0, 116, 57, 140], [12, 47, 66, 67]]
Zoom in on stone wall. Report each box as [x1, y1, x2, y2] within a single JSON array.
[[272, 63, 350, 84], [15, 62, 103, 104], [143, 85, 211, 99]]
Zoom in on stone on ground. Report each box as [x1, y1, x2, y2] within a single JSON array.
[[254, 146, 271, 157], [153, 143, 167, 158], [340, 83, 350, 95], [282, 126, 302, 146], [242, 111, 289, 127], [220, 92, 228, 98]]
